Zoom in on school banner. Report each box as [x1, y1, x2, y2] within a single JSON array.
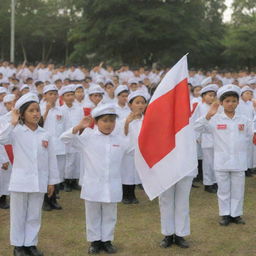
[[135, 55, 197, 200]]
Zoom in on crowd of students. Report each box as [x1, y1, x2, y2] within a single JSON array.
[[1, 60, 256, 256]]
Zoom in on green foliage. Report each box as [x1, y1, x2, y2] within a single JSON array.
[[0, 0, 255, 69]]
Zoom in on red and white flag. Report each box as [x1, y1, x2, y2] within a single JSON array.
[[135, 55, 197, 200]]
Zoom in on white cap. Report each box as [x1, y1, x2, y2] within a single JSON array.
[[91, 103, 117, 118], [201, 77, 212, 87], [88, 85, 105, 95], [241, 85, 253, 94], [128, 78, 138, 84], [200, 84, 219, 95], [15, 93, 39, 109], [95, 78, 104, 84], [0, 87, 8, 94], [59, 84, 75, 96], [3, 94, 15, 103], [43, 84, 58, 94], [128, 89, 148, 103], [20, 84, 30, 91], [74, 84, 84, 91], [217, 84, 241, 99], [115, 85, 129, 97], [104, 79, 114, 86], [247, 78, 256, 85]]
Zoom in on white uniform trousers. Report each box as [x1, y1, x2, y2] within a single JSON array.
[[159, 176, 193, 237], [10, 192, 44, 246], [57, 155, 65, 182], [0, 167, 11, 196], [247, 143, 253, 169], [85, 200, 117, 242], [215, 171, 245, 217], [202, 148, 216, 185], [64, 152, 80, 179]]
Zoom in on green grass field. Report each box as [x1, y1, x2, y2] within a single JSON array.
[[1, 177, 256, 256]]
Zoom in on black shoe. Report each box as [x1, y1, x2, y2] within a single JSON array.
[[245, 170, 253, 177], [137, 184, 144, 190], [213, 183, 218, 190], [58, 182, 64, 190], [230, 216, 245, 224], [174, 235, 189, 248], [25, 246, 44, 256], [42, 195, 52, 211], [50, 199, 62, 210], [0, 195, 9, 209], [71, 179, 81, 190], [160, 235, 173, 248], [102, 241, 117, 254], [64, 180, 72, 192], [204, 185, 217, 194], [88, 241, 101, 254], [122, 199, 132, 204], [219, 215, 230, 226], [13, 247, 27, 256], [192, 182, 199, 188], [132, 198, 139, 204]]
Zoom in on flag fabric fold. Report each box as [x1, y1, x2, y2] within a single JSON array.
[[135, 55, 197, 200]]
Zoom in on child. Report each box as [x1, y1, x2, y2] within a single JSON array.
[[192, 84, 219, 193], [60, 104, 127, 254], [59, 84, 84, 192], [122, 90, 148, 204], [114, 85, 130, 120], [194, 84, 253, 226], [0, 92, 60, 256], [0, 87, 8, 116], [41, 84, 65, 210], [236, 85, 255, 177], [103, 80, 116, 103], [74, 84, 86, 107]]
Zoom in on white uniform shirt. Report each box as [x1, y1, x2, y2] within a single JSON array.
[[0, 123, 60, 192], [236, 100, 255, 121], [60, 127, 127, 202], [60, 104, 84, 153], [0, 102, 7, 116], [41, 105, 65, 155], [194, 112, 253, 171]]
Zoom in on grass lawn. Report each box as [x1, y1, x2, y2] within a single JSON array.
[[1, 177, 256, 256]]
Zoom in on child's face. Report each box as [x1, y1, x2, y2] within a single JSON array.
[[193, 87, 202, 97], [203, 91, 216, 105], [118, 92, 128, 105], [4, 102, 14, 112], [21, 88, 30, 95], [0, 93, 6, 102], [63, 92, 75, 105], [129, 96, 147, 114], [89, 93, 103, 105], [75, 88, 85, 102], [96, 115, 116, 135], [105, 84, 114, 97], [220, 96, 239, 113], [23, 102, 41, 126], [45, 91, 58, 104], [129, 83, 138, 91], [241, 91, 253, 102]]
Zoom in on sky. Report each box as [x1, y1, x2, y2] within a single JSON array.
[[223, 0, 233, 22]]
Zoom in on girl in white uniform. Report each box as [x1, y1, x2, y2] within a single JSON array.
[[59, 85, 84, 192], [60, 103, 127, 254], [0, 93, 60, 256], [122, 90, 148, 204]]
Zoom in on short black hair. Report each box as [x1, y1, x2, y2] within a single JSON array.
[[201, 91, 216, 97], [219, 91, 239, 102], [94, 114, 117, 122]]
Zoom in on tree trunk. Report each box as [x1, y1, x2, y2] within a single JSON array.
[[21, 41, 27, 62], [42, 41, 46, 62], [45, 43, 53, 62]]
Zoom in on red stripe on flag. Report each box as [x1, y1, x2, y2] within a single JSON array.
[[191, 102, 198, 114], [4, 144, 14, 164], [138, 78, 191, 168]]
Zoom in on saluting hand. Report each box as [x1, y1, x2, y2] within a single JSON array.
[[73, 116, 92, 134], [206, 101, 219, 120], [1, 162, 9, 171], [11, 109, 20, 126]]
